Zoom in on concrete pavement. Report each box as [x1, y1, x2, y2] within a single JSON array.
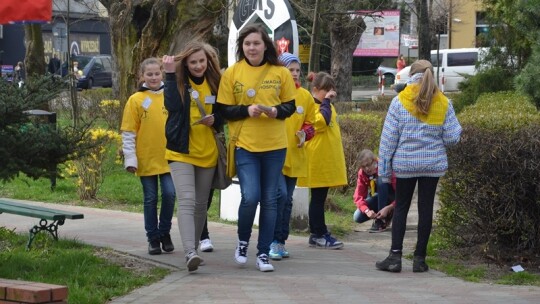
[[1, 199, 540, 304]]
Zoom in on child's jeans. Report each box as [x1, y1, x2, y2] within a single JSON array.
[[353, 177, 394, 223]]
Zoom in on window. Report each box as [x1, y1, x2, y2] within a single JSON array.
[[447, 52, 477, 67], [430, 54, 443, 67], [101, 57, 112, 72], [476, 12, 490, 47], [93, 58, 104, 71]]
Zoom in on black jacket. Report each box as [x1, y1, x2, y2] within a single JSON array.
[[164, 73, 224, 154]]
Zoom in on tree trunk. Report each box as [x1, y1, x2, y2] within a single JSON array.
[[24, 24, 49, 110], [417, 0, 431, 60], [328, 13, 365, 102], [99, 0, 227, 121], [309, 0, 321, 73]]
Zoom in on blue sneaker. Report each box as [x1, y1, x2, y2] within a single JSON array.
[[279, 243, 290, 258], [269, 241, 282, 260], [311, 233, 344, 250]]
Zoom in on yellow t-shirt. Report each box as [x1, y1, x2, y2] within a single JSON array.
[[297, 102, 347, 188], [165, 79, 218, 167], [120, 90, 169, 176], [282, 87, 316, 178], [218, 60, 297, 152]]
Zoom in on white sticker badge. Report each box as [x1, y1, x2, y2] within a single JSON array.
[[205, 95, 216, 104]]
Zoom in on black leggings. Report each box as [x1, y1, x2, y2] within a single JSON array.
[[309, 187, 329, 236], [200, 188, 214, 240], [391, 177, 439, 257]]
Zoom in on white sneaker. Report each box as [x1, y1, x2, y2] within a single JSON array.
[[200, 238, 214, 252], [234, 241, 248, 265], [256, 254, 274, 272]]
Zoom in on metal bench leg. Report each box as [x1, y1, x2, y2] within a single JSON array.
[[26, 219, 65, 250]]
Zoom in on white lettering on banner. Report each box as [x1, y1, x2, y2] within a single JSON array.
[[81, 40, 100, 53]]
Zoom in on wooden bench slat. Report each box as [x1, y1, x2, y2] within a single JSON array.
[[0, 204, 65, 220], [0, 199, 84, 219]]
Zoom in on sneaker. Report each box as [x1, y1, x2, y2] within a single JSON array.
[[185, 251, 202, 272], [369, 219, 387, 233], [279, 243, 290, 258], [308, 233, 317, 246], [200, 238, 214, 252], [160, 234, 174, 252], [256, 254, 274, 272], [234, 241, 248, 265], [269, 241, 282, 260], [413, 256, 429, 273], [375, 251, 402, 272], [311, 233, 344, 249], [148, 239, 162, 255]]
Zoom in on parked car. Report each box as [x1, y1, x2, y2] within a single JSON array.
[[61, 55, 113, 89], [376, 65, 397, 85], [394, 48, 484, 91]]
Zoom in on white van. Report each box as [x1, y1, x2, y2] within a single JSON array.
[[395, 48, 484, 92]]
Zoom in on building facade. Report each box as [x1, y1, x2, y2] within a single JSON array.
[[448, 0, 485, 49], [0, 0, 110, 70]]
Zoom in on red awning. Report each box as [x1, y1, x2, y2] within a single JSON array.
[[0, 0, 52, 24]]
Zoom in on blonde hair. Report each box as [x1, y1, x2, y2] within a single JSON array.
[[410, 59, 439, 115], [138, 57, 162, 86], [171, 41, 222, 102], [358, 149, 376, 167]]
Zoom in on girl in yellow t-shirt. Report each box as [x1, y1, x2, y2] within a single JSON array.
[[217, 24, 297, 273], [268, 52, 316, 260], [162, 41, 223, 273], [297, 72, 347, 250], [121, 57, 176, 256]]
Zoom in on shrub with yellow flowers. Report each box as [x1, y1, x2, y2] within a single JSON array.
[[64, 128, 121, 200], [99, 99, 121, 130]]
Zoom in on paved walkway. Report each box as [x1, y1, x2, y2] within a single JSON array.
[[1, 199, 540, 304]]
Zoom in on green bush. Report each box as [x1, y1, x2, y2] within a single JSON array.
[[515, 45, 540, 109], [437, 91, 540, 264], [453, 67, 515, 113], [339, 113, 384, 190]]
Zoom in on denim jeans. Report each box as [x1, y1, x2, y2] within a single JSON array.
[[236, 148, 286, 256], [274, 175, 297, 243], [140, 173, 176, 242], [353, 176, 395, 223]]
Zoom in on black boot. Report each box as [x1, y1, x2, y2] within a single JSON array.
[[413, 256, 429, 272], [148, 238, 162, 255], [375, 251, 402, 272], [160, 233, 174, 252]]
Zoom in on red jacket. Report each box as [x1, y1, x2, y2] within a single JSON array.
[[353, 167, 396, 212]]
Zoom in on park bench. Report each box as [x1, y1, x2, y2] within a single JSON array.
[[0, 198, 84, 250]]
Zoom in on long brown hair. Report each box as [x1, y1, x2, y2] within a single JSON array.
[[236, 24, 280, 66], [171, 41, 222, 101], [410, 59, 439, 115]]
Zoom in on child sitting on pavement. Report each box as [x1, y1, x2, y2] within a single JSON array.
[[353, 149, 396, 233]]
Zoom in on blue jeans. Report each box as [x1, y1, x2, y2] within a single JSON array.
[[353, 176, 395, 223], [140, 173, 176, 241], [274, 175, 297, 243], [236, 148, 286, 256]]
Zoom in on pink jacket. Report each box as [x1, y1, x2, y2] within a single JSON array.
[[353, 167, 396, 212]]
